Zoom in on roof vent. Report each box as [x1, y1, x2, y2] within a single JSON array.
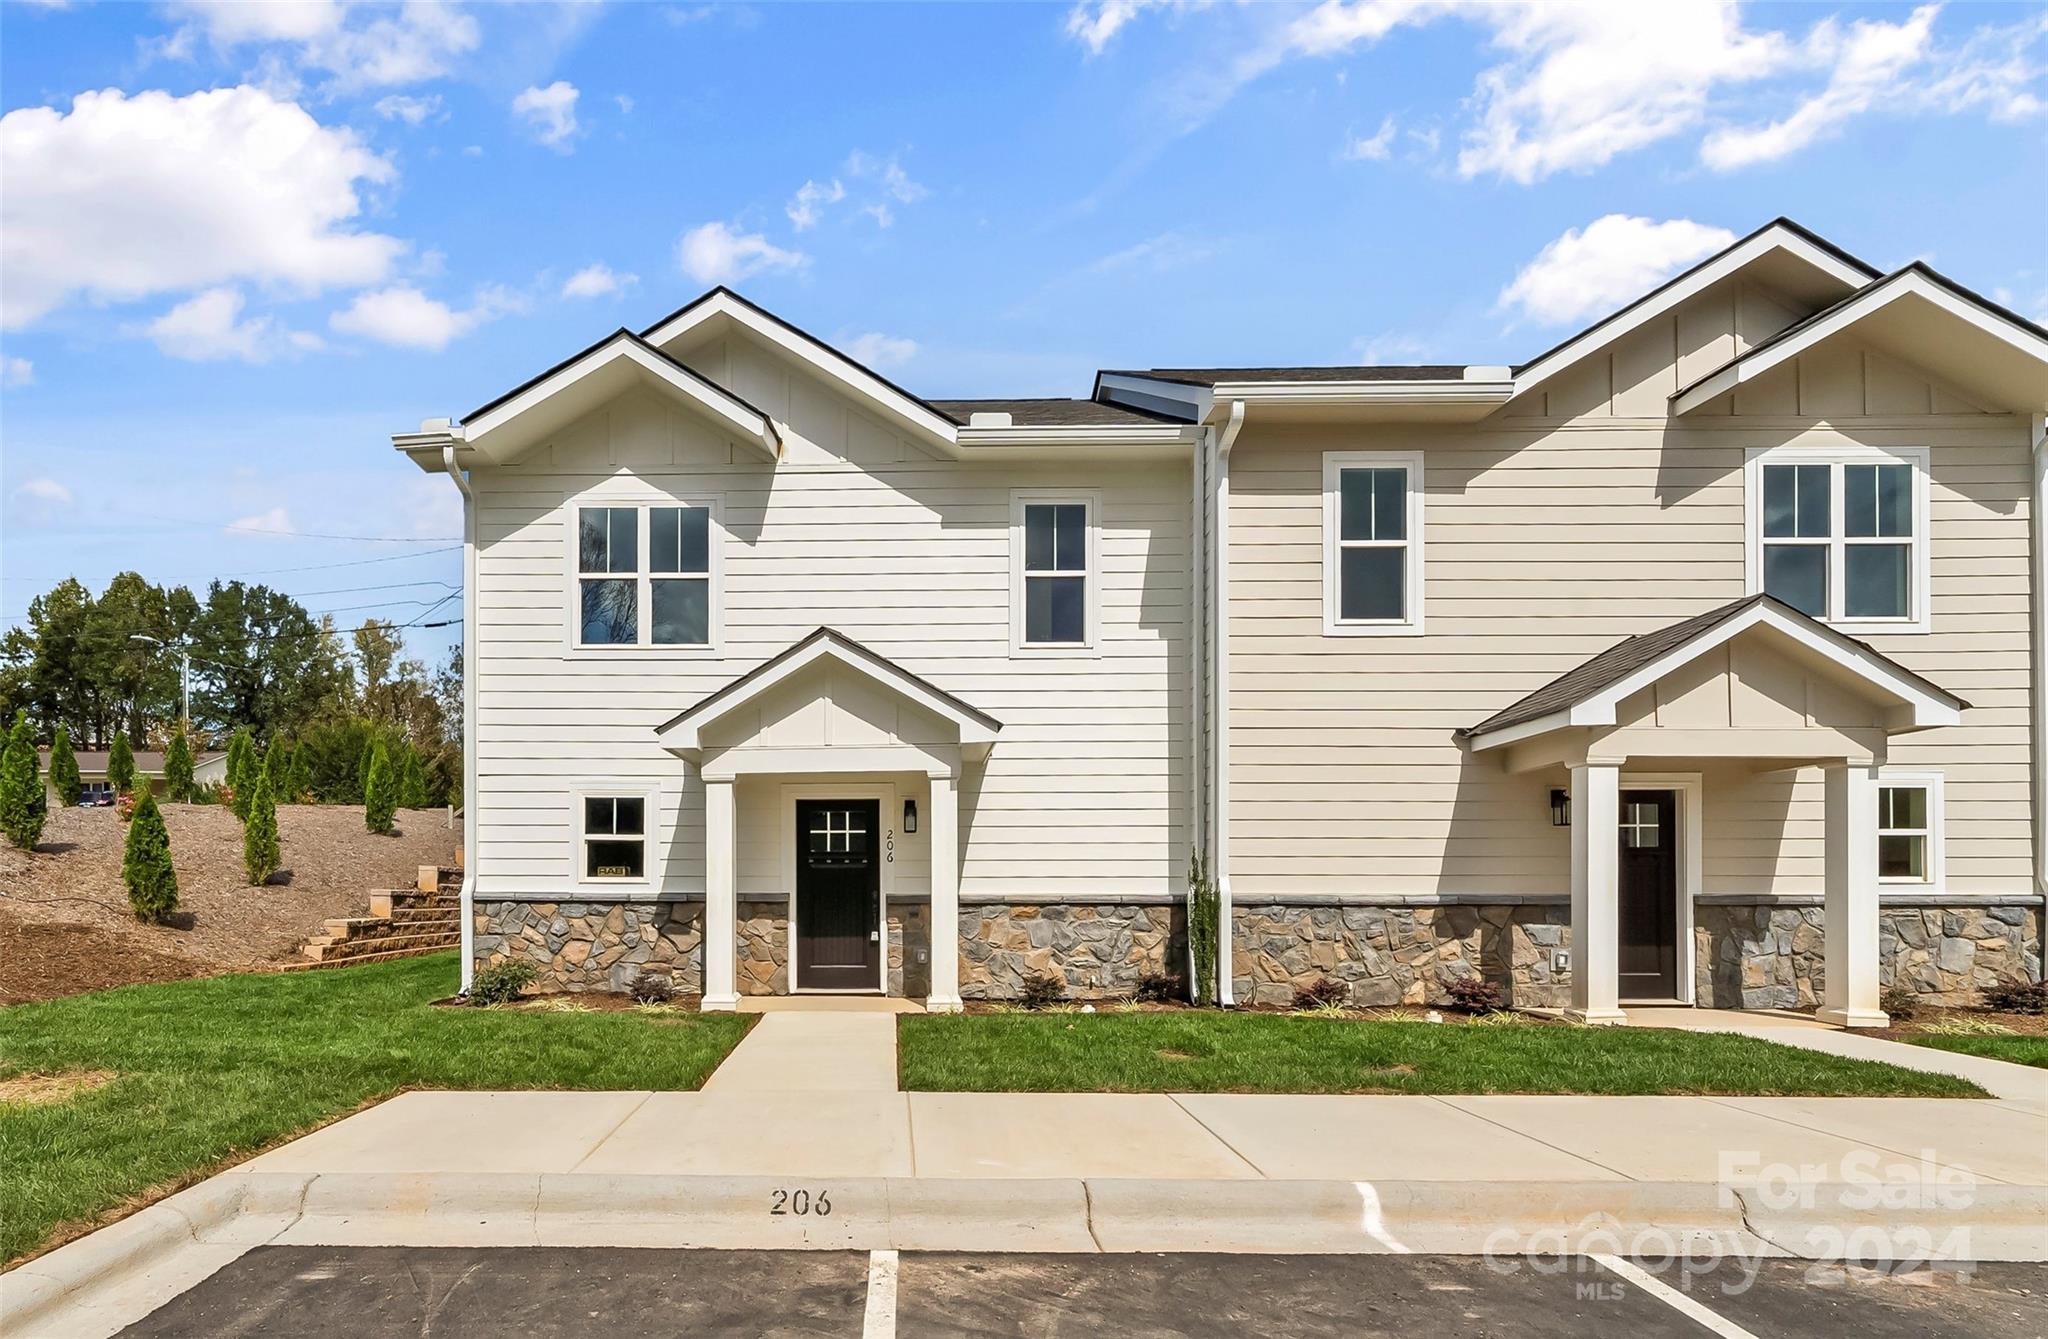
[[419, 416, 454, 432], [1462, 366, 1512, 382], [968, 411, 1014, 428]]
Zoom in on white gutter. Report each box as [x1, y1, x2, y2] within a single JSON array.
[[442, 442, 479, 994], [1210, 399, 1246, 1005], [2033, 414, 2047, 942]]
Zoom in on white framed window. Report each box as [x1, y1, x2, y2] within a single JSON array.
[[1010, 490, 1100, 653], [575, 787, 656, 885], [1322, 450, 1424, 636], [1744, 445, 1930, 634], [1875, 770, 1944, 889], [567, 498, 721, 650]]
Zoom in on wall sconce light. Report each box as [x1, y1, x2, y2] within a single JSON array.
[[1549, 789, 1571, 827], [903, 799, 918, 834]]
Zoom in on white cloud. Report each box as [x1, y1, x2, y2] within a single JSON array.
[[165, 0, 480, 91], [1065, 0, 1201, 55], [226, 506, 296, 538], [847, 150, 929, 204], [1, 356, 31, 388], [15, 477, 71, 506], [786, 178, 845, 231], [861, 203, 895, 229], [1702, 5, 1936, 170], [0, 86, 402, 330], [843, 332, 918, 369], [614, 93, 635, 115], [373, 92, 442, 125], [1342, 115, 1397, 161], [676, 222, 809, 286], [512, 80, 580, 150], [1350, 333, 1427, 365], [561, 263, 636, 299], [1498, 214, 1736, 326], [136, 286, 316, 363], [1088, 231, 1215, 274], [329, 284, 520, 351]]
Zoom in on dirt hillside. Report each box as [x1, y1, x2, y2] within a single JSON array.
[[0, 804, 460, 1004]]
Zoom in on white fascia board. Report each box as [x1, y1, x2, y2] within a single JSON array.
[[953, 424, 1201, 453], [657, 636, 999, 751], [1096, 373, 1213, 422], [1465, 709, 1578, 752], [464, 336, 776, 459], [1672, 269, 2048, 415], [1514, 226, 1874, 401], [1207, 380, 1514, 408], [643, 291, 959, 453]]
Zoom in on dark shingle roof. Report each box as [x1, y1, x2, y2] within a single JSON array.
[[931, 398, 1193, 426], [1104, 365, 1469, 387], [1456, 594, 1965, 740]]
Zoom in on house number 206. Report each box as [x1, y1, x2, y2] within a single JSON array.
[[884, 828, 896, 863], [769, 1188, 832, 1216]]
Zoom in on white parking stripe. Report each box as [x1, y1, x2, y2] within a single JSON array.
[[1591, 1254, 1760, 1339], [862, 1249, 899, 1339]]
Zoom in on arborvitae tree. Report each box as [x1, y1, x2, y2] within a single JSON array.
[[123, 791, 179, 922], [356, 740, 376, 803], [287, 746, 311, 804], [105, 730, 136, 795], [243, 770, 280, 885], [49, 723, 83, 807], [0, 711, 47, 850], [262, 741, 289, 802], [363, 742, 396, 835], [398, 745, 428, 809], [224, 727, 250, 797], [162, 726, 195, 803]]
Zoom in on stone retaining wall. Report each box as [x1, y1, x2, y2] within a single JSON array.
[[890, 904, 932, 999], [1230, 903, 1574, 1009], [959, 904, 1185, 1000], [472, 900, 703, 994], [1696, 903, 2042, 1009]]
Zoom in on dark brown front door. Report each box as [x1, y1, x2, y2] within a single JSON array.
[[795, 799, 881, 990], [1618, 789, 1678, 999]]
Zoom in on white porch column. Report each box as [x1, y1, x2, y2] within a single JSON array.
[[701, 778, 739, 1011], [926, 771, 964, 1012], [1568, 762, 1626, 1024], [1820, 762, 1888, 1028]]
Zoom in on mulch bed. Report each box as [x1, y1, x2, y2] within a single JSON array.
[[0, 804, 459, 1005], [1873, 1007, 2048, 1042]]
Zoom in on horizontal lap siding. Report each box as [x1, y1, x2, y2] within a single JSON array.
[[1226, 415, 2034, 898]]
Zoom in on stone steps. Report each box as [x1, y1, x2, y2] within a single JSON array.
[[301, 926, 460, 963], [297, 862, 465, 966]]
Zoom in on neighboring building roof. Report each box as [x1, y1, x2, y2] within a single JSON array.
[[1457, 594, 1966, 743], [1099, 365, 1468, 386], [930, 398, 1191, 426], [36, 749, 226, 774]]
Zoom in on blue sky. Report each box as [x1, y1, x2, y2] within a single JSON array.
[[4, 0, 2046, 664]]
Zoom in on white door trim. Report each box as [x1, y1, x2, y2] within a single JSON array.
[[1619, 772, 1703, 1005], [780, 782, 896, 994]]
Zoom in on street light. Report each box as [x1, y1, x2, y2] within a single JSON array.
[[130, 635, 191, 734]]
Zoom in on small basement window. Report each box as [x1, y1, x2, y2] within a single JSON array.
[[582, 795, 647, 881]]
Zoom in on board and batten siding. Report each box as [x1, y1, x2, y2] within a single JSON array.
[[470, 332, 1192, 903], [1224, 277, 2034, 899]]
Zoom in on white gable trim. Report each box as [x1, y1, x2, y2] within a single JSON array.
[[656, 629, 1000, 753], [1512, 224, 1873, 403], [1673, 268, 2048, 415], [642, 289, 961, 453], [1468, 601, 1964, 752]]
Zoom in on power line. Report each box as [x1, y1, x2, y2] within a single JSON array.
[[0, 545, 462, 587], [282, 579, 460, 599]]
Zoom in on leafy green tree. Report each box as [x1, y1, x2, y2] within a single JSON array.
[[48, 723, 82, 807], [243, 770, 280, 885], [123, 792, 179, 922], [0, 711, 47, 850], [191, 582, 353, 742], [398, 745, 428, 808], [162, 726, 194, 802], [363, 742, 396, 835], [105, 730, 136, 795]]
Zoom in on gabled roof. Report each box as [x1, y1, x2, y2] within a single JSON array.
[[1458, 594, 1966, 749], [1672, 262, 2048, 415], [639, 287, 962, 450], [458, 327, 779, 463], [656, 626, 1001, 752]]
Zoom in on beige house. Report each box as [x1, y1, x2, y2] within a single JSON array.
[[400, 219, 2046, 1026], [40, 747, 227, 806]]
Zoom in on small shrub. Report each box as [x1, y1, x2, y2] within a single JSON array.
[[628, 972, 677, 1005], [0, 711, 46, 850], [1018, 971, 1066, 1009], [48, 724, 82, 807], [1922, 1016, 2016, 1037], [161, 727, 195, 803], [363, 742, 396, 835], [1879, 984, 1920, 1022], [123, 792, 179, 923], [1439, 974, 1507, 1015], [1983, 978, 2048, 1015], [1133, 972, 1182, 1004], [115, 790, 138, 822], [1186, 850, 1219, 1005], [242, 771, 280, 885], [1293, 977, 1350, 1010], [105, 731, 136, 795], [469, 960, 539, 1007], [195, 782, 225, 807]]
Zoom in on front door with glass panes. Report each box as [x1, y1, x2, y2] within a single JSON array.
[[795, 799, 881, 990], [1617, 789, 1679, 999]]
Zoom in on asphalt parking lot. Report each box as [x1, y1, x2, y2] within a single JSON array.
[[117, 1247, 2047, 1338]]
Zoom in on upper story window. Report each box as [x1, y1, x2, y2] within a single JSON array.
[[573, 502, 717, 649], [1746, 447, 1929, 634], [1011, 491, 1099, 652], [1322, 451, 1425, 637]]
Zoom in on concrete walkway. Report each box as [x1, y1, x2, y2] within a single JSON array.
[[704, 1000, 905, 1093]]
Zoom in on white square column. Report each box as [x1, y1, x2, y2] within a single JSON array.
[[1567, 762, 1626, 1025], [926, 771, 964, 1012], [701, 777, 739, 1012], [1820, 762, 1888, 1029]]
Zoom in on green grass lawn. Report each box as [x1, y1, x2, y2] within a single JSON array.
[[898, 1011, 1988, 1098], [0, 953, 750, 1264], [1906, 1033, 2048, 1069]]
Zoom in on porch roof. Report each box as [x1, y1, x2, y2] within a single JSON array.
[[1458, 594, 1967, 751]]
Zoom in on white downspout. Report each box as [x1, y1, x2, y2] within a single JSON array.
[[1211, 400, 1246, 1006], [1190, 436, 1206, 860], [443, 443, 479, 994], [2032, 414, 2047, 957]]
